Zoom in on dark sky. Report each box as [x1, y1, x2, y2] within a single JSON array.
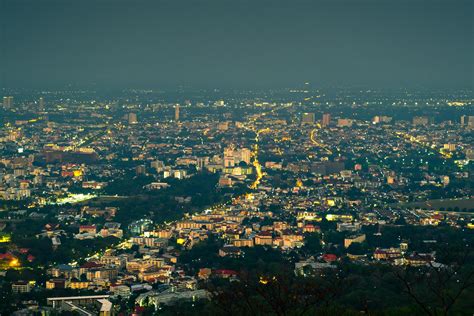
[[0, 0, 472, 90]]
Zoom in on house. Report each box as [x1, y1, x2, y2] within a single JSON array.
[[232, 239, 254, 247], [12, 281, 31, 293], [344, 234, 366, 248], [373, 248, 402, 261], [322, 254, 338, 262], [79, 225, 97, 234], [218, 245, 242, 257], [295, 258, 336, 276], [198, 268, 212, 280], [46, 279, 67, 289], [213, 269, 238, 279], [302, 224, 321, 233], [254, 232, 273, 246]]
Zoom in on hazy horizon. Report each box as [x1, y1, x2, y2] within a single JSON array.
[[1, 0, 473, 90]]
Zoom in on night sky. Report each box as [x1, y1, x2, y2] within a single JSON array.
[[1, 0, 472, 90]]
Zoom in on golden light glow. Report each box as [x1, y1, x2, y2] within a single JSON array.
[[73, 170, 83, 177], [0, 235, 11, 243], [9, 258, 20, 268], [259, 276, 277, 284], [296, 178, 303, 188], [250, 128, 270, 189], [310, 124, 332, 154], [447, 101, 466, 107]]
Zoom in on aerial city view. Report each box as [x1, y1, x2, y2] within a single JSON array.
[[0, 0, 473, 315]]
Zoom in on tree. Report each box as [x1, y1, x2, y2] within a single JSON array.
[[207, 268, 349, 316], [346, 242, 368, 256], [393, 248, 474, 316], [302, 233, 322, 254]]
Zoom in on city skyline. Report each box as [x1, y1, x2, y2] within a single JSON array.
[[0, 0, 473, 315]]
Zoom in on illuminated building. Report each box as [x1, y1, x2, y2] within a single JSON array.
[[468, 116, 474, 128], [372, 116, 391, 124], [240, 148, 251, 164], [232, 239, 254, 247], [301, 112, 315, 125], [128, 219, 154, 235], [344, 234, 366, 248], [46, 279, 66, 289], [218, 121, 229, 131], [412, 116, 429, 126], [39, 96, 45, 110], [175, 104, 180, 121], [337, 118, 353, 127], [12, 281, 31, 293], [128, 112, 138, 124], [218, 176, 233, 187], [136, 165, 146, 175], [254, 232, 273, 245], [322, 113, 331, 127], [223, 146, 252, 167], [79, 225, 97, 234], [443, 143, 456, 151], [387, 176, 395, 184], [2, 96, 13, 109]]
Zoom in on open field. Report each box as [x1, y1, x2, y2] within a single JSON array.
[[76, 195, 129, 206], [396, 197, 474, 211]]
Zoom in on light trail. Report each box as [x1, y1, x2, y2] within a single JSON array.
[[250, 128, 270, 189], [309, 123, 332, 155], [394, 131, 452, 159]]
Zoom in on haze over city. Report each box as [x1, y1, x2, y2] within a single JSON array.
[[1, 0, 473, 90], [0, 0, 473, 315]]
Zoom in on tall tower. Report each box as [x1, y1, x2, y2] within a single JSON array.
[[128, 113, 138, 124], [322, 113, 331, 127], [3, 96, 13, 109], [39, 97, 45, 111], [175, 104, 180, 122]]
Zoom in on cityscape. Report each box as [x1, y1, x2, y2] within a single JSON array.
[[1, 0, 473, 315]]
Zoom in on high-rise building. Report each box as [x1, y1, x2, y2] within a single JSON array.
[[135, 165, 146, 175], [175, 104, 180, 122], [460, 115, 466, 126], [39, 97, 45, 110], [443, 143, 456, 152], [240, 148, 252, 165], [322, 113, 331, 127], [224, 146, 252, 167], [373, 116, 392, 124], [151, 160, 165, 172], [128, 113, 138, 124], [412, 116, 429, 126], [3, 96, 13, 108], [301, 112, 315, 125], [468, 116, 474, 128], [466, 149, 474, 160]]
